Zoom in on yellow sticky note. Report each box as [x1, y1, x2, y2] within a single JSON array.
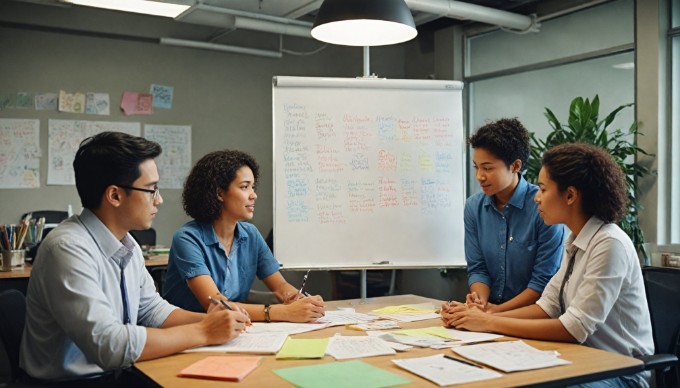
[[372, 304, 434, 315], [276, 338, 329, 359]]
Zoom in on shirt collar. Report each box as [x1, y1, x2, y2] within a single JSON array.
[[199, 220, 249, 245], [483, 173, 529, 209], [79, 208, 134, 266], [566, 215, 605, 256]]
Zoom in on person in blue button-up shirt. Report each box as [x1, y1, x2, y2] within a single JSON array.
[[453, 118, 564, 313], [163, 150, 325, 323]]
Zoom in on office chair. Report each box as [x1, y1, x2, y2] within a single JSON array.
[[21, 210, 69, 264], [0, 290, 27, 383], [129, 229, 166, 293], [636, 266, 680, 387], [129, 228, 156, 247]]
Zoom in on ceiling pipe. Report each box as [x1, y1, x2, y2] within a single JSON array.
[[405, 0, 539, 32], [176, 4, 312, 38], [159, 37, 283, 58]]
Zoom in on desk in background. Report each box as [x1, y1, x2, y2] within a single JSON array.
[[134, 294, 642, 387], [0, 254, 169, 294]]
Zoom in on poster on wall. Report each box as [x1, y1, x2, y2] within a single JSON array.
[[0, 119, 41, 188], [47, 119, 141, 185], [144, 124, 191, 189]]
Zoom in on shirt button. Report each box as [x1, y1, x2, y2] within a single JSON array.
[[501, 245, 505, 249]]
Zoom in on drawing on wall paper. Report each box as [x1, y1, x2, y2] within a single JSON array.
[[58, 90, 86, 113], [47, 119, 141, 185], [35, 93, 59, 110], [0, 119, 41, 188], [0, 94, 16, 109], [150, 84, 174, 109], [121, 91, 153, 115], [15, 93, 32, 109], [144, 124, 191, 189], [85, 93, 111, 115]]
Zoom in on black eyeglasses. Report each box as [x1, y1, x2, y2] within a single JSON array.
[[118, 185, 160, 201]]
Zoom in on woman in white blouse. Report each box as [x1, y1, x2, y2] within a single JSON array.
[[442, 143, 654, 387]]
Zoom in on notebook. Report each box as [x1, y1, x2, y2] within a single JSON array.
[[177, 355, 262, 382]]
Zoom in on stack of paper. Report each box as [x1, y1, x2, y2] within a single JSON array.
[[452, 340, 572, 372], [370, 303, 441, 322], [177, 356, 262, 382], [276, 338, 329, 359], [393, 354, 502, 386], [326, 335, 396, 360], [184, 332, 289, 354]]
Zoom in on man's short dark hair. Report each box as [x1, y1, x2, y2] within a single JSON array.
[[73, 131, 162, 210], [468, 118, 530, 171]]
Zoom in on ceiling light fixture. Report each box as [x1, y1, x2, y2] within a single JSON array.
[[311, 0, 417, 46], [62, 0, 189, 18]]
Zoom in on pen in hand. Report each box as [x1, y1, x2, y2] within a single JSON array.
[[208, 295, 233, 311], [297, 269, 310, 297]]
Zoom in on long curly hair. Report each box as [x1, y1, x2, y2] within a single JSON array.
[[468, 118, 530, 171], [182, 150, 259, 222], [542, 143, 629, 223]]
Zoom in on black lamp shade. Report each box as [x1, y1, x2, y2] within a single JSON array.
[[312, 0, 417, 46]]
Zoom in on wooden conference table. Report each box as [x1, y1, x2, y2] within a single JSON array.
[[134, 294, 643, 387]]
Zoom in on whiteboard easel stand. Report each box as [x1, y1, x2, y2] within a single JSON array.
[[355, 46, 398, 301]]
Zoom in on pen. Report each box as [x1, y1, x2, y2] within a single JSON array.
[[443, 354, 482, 369], [297, 269, 310, 297], [208, 295, 234, 311]]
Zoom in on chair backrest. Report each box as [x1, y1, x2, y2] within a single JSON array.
[[0, 289, 27, 382], [129, 228, 157, 247], [22, 210, 69, 239], [21, 210, 68, 225], [642, 266, 680, 385]]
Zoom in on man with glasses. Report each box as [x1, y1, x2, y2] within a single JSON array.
[[20, 131, 248, 386]]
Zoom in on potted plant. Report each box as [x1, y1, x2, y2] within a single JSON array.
[[524, 95, 653, 264]]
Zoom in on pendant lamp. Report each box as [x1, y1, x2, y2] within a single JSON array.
[[311, 0, 417, 47]]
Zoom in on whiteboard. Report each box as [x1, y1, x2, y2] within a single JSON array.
[[272, 76, 465, 269]]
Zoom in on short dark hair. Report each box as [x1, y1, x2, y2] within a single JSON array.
[[183, 150, 260, 222], [73, 131, 162, 210], [542, 143, 629, 223], [468, 118, 530, 171]]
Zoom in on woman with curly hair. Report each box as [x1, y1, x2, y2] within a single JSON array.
[[163, 150, 325, 322], [443, 118, 564, 314], [443, 143, 653, 387]]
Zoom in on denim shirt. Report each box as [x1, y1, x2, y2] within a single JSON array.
[[464, 175, 564, 303], [163, 220, 280, 312]]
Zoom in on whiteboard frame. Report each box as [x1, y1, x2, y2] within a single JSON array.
[[272, 76, 466, 270]]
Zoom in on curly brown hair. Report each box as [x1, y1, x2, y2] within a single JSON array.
[[541, 143, 628, 223], [468, 118, 530, 171], [183, 150, 260, 222]]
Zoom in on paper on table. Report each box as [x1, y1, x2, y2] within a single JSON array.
[[392, 354, 502, 386], [317, 310, 377, 326], [370, 303, 441, 322], [247, 321, 329, 335], [274, 360, 411, 388], [347, 320, 401, 331], [276, 338, 329, 359], [326, 335, 396, 360], [452, 340, 572, 372], [184, 332, 288, 354], [177, 355, 262, 382]]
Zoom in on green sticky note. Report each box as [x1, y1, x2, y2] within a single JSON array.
[[276, 338, 329, 359], [274, 360, 410, 388]]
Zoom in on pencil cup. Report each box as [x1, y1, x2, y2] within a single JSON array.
[[1, 250, 25, 271]]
